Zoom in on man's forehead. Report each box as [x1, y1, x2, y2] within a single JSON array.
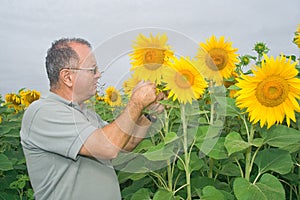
[[69, 42, 96, 64]]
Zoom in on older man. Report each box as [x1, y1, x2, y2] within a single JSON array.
[[20, 38, 162, 200]]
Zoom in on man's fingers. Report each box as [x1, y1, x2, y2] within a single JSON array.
[[133, 80, 155, 92], [156, 92, 165, 101]]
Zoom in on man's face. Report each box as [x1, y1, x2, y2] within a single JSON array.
[[70, 43, 101, 103]]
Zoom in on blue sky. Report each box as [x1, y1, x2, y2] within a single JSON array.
[[0, 0, 299, 97]]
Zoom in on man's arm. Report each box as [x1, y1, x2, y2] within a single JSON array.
[[79, 81, 156, 159], [121, 114, 151, 152], [122, 93, 165, 151]]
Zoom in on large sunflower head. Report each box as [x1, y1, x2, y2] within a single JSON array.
[[163, 56, 207, 104], [104, 86, 122, 107], [129, 33, 174, 84], [195, 35, 239, 85], [293, 23, 300, 49], [235, 54, 300, 128]]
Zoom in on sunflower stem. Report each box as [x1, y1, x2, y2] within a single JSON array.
[[245, 124, 254, 181], [208, 158, 214, 178], [180, 103, 192, 200], [163, 110, 174, 192], [209, 81, 215, 124], [210, 100, 214, 124]]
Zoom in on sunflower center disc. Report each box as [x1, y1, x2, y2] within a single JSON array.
[[205, 48, 229, 71], [255, 76, 289, 107], [111, 92, 119, 102], [174, 70, 194, 89], [143, 48, 165, 70]]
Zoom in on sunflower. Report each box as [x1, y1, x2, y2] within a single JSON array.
[[5, 93, 23, 112], [195, 35, 239, 85], [20, 89, 40, 107], [294, 24, 300, 48], [104, 86, 122, 107], [235, 54, 300, 128], [129, 33, 174, 84], [95, 93, 106, 102], [163, 56, 207, 104]]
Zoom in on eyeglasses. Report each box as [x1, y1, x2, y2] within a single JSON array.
[[65, 66, 99, 75]]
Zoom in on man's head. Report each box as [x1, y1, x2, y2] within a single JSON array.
[[46, 38, 101, 103], [45, 38, 92, 89]]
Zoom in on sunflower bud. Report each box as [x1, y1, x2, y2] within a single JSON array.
[[253, 42, 269, 55]]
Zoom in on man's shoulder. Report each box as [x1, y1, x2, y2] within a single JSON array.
[[27, 95, 68, 111]]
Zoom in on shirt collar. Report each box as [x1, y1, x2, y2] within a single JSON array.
[[47, 92, 83, 112]]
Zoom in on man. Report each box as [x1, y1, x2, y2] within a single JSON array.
[[20, 38, 163, 199]]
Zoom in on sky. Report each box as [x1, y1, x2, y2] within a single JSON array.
[[0, 0, 299, 97]]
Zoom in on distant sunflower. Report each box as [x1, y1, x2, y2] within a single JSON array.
[[105, 86, 122, 107], [164, 57, 207, 104], [95, 93, 106, 102], [129, 33, 174, 84], [195, 35, 239, 85], [294, 24, 300, 48], [20, 89, 40, 107], [5, 93, 23, 112], [235, 55, 300, 128]]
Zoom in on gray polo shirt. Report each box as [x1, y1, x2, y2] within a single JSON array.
[[20, 92, 121, 200]]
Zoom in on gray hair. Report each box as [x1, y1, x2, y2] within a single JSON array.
[[45, 38, 92, 88]]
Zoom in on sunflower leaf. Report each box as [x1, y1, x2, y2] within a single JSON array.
[[224, 131, 250, 156], [254, 148, 293, 175], [233, 174, 285, 200], [262, 125, 300, 152], [200, 186, 225, 200]]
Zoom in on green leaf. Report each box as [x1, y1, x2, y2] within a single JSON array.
[[164, 132, 179, 144], [234, 177, 266, 200], [256, 174, 285, 200], [195, 124, 227, 159], [251, 138, 264, 147], [262, 125, 300, 152], [254, 149, 293, 175], [0, 154, 13, 171], [207, 137, 228, 160], [177, 152, 205, 172], [217, 162, 241, 176], [228, 85, 239, 90], [189, 152, 205, 172], [153, 189, 174, 200], [201, 186, 225, 200], [215, 97, 241, 117], [117, 171, 147, 184], [233, 174, 285, 200], [130, 188, 151, 200], [134, 139, 153, 152], [224, 131, 250, 156], [121, 177, 152, 199], [143, 143, 174, 161]]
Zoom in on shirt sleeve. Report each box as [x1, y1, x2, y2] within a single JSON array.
[[25, 102, 98, 160]]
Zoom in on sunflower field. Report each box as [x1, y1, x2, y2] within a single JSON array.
[[1, 24, 300, 200]]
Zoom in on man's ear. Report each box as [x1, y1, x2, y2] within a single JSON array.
[[59, 69, 74, 87]]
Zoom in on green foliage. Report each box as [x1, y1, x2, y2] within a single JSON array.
[[113, 43, 300, 200], [1, 40, 300, 200], [0, 101, 33, 200]]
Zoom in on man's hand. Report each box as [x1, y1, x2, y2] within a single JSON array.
[[130, 81, 157, 110], [146, 92, 165, 115]]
